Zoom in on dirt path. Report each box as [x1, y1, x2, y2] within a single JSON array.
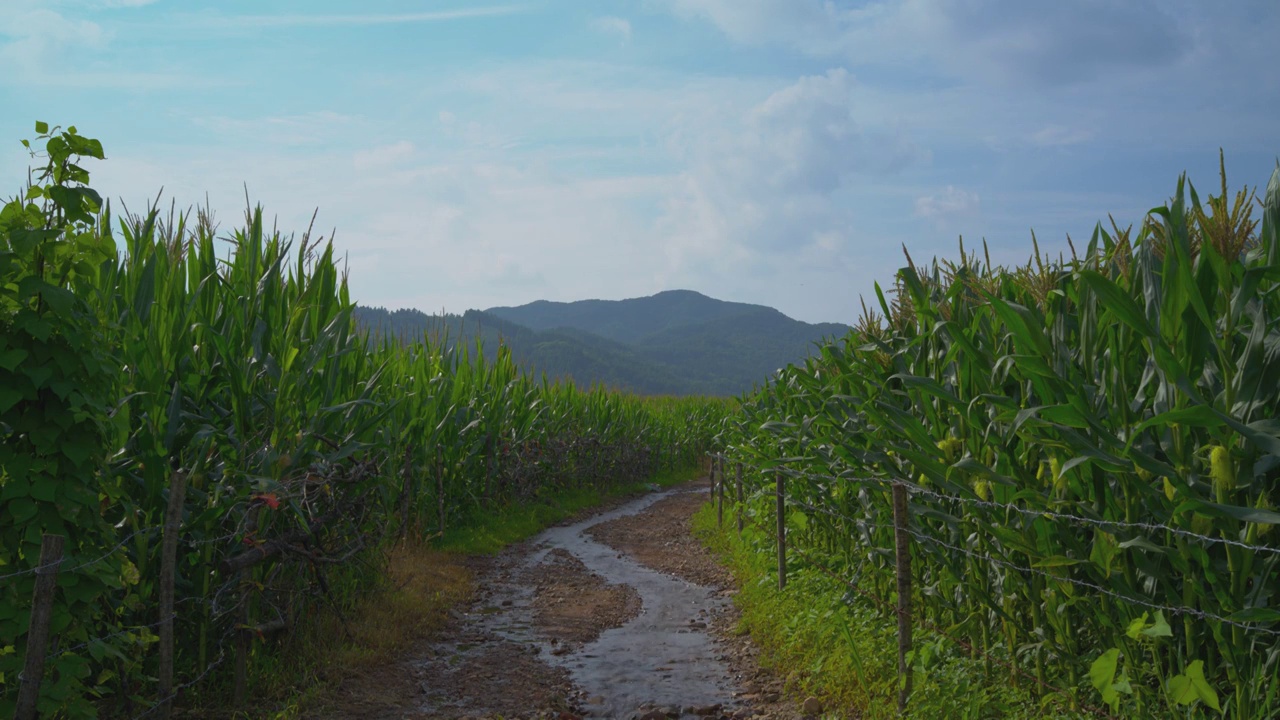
[[321, 480, 805, 720]]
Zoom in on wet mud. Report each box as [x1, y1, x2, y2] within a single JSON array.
[[417, 486, 739, 719], [322, 481, 809, 719]]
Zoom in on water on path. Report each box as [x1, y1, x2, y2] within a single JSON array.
[[422, 487, 738, 719]]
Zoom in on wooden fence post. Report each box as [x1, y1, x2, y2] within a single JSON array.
[[157, 471, 189, 718], [231, 504, 253, 707], [716, 455, 724, 529], [233, 506, 261, 708], [398, 445, 414, 538], [437, 446, 446, 536], [892, 481, 913, 712], [776, 471, 787, 590], [14, 534, 64, 720], [708, 454, 715, 500], [735, 462, 744, 537]]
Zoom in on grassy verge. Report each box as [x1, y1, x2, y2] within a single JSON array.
[[692, 504, 1090, 720], [253, 465, 704, 718], [439, 465, 702, 554]]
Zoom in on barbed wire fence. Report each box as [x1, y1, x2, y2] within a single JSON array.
[[705, 451, 1280, 716], [4, 470, 333, 720]]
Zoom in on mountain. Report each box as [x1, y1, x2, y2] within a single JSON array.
[[486, 289, 770, 345], [353, 306, 695, 395], [355, 291, 849, 396], [631, 306, 850, 396]]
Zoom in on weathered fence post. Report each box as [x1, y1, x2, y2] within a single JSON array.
[[233, 506, 258, 708], [775, 470, 786, 590], [398, 445, 414, 538], [437, 446, 446, 536], [716, 454, 724, 529], [735, 462, 744, 536], [708, 454, 715, 500], [892, 481, 913, 712], [157, 471, 189, 718], [15, 534, 64, 720]]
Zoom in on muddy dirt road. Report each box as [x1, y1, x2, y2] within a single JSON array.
[[322, 480, 805, 720]]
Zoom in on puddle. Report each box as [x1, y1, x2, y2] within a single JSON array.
[[418, 487, 737, 719]]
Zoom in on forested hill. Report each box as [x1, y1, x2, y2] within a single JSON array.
[[354, 290, 849, 396], [485, 289, 769, 344]]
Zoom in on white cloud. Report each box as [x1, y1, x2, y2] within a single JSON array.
[[661, 0, 846, 50], [0, 6, 107, 72], [656, 1, 1280, 156], [189, 111, 359, 146], [95, 0, 161, 7], [88, 138, 681, 316], [659, 0, 1196, 87], [914, 186, 979, 219], [353, 141, 416, 169], [186, 6, 526, 30], [436, 113, 522, 151], [590, 16, 632, 43], [1031, 125, 1094, 147], [0, 2, 211, 89], [658, 67, 926, 265]]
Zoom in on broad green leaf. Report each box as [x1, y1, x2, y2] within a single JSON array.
[[1141, 611, 1172, 638], [1089, 648, 1120, 693], [1167, 661, 1220, 711], [1125, 613, 1149, 640]]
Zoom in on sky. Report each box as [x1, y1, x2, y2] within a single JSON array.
[[2, 1, 1278, 325]]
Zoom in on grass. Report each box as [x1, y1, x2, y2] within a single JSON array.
[[692, 503, 1090, 720], [262, 538, 474, 716], [438, 465, 702, 554]]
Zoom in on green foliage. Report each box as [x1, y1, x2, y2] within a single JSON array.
[[0, 123, 731, 715], [715, 158, 1280, 718], [439, 465, 699, 554], [357, 292, 848, 396], [694, 504, 1085, 719], [1, 123, 121, 719]]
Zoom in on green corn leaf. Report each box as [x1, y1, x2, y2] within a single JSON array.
[[1078, 269, 1157, 337]]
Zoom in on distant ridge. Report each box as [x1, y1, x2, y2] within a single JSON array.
[[486, 290, 773, 345], [355, 290, 849, 396]]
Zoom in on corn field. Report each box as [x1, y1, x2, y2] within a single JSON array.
[[717, 159, 1280, 718], [0, 125, 728, 717]]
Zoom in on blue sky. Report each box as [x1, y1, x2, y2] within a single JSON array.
[[3, 0, 1278, 324]]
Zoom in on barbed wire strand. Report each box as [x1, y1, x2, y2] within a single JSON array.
[[726, 461, 1280, 557], [0, 527, 162, 583], [733, 508, 1110, 718], [129, 633, 232, 720], [723, 464, 1280, 636], [52, 615, 174, 660], [785, 539, 1113, 719], [904, 529, 1280, 637]]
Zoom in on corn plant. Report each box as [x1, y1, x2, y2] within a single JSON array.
[[1, 124, 730, 716], [719, 159, 1280, 718]]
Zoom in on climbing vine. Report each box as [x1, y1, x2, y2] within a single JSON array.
[[1, 123, 124, 718]]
